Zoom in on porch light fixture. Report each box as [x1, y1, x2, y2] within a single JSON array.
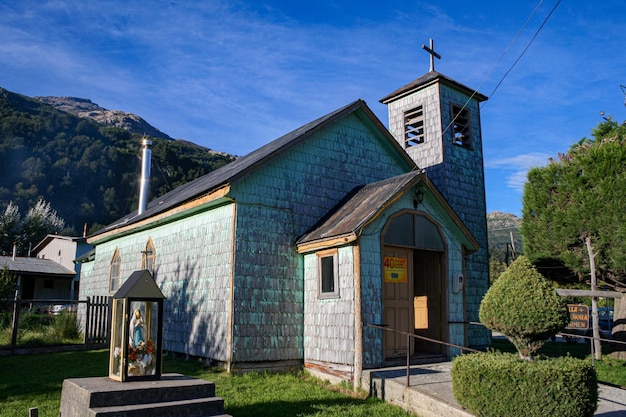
[[413, 188, 425, 208]]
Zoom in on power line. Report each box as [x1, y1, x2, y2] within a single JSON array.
[[439, 0, 553, 139], [485, 0, 563, 101]]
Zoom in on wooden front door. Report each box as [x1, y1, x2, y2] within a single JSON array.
[[383, 247, 413, 358], [414, 250, 445, 353]]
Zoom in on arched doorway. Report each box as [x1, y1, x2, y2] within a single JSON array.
[[382, 211, 447, 359]]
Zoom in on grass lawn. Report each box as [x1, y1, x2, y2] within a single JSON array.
[[0, 349, 415, 417]]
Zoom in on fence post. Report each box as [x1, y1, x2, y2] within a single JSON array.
[[11, 275, 22, 349], [406, 333, 411, 387], [85, 296, 91, 344]]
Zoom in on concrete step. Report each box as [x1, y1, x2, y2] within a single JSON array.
[[87, 379, 217, 408], [88, 396, 230, 417], [60, 374, 229, 417]]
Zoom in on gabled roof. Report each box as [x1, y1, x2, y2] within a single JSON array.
[[32, 234, 83, 255], [113, 270, 165, 300], [380, 71, 488, 104], [296, 170, 479, 253], [0, 256, 76, 277], [90, 99, 414, 242]]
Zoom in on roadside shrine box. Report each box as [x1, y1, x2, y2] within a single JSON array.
[[109, 270, 165, 382]]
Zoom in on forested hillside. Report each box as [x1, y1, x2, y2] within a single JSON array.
[[487, 211, 522, 263], [0, 87, 235, 238]]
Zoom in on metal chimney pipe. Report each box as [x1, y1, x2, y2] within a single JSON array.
[[138, 138, 152, 215]]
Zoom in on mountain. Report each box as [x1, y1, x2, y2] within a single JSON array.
[[487, 211, 523, 263], [0, 87, 235, 242], [34, 96, 173, 141]]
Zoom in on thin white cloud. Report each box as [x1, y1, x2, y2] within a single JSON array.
[[487, 153, 552, 192]]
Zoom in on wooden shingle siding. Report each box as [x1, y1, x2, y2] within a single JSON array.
[[228, 113, 411, 363], [82, 204, 235, 361], [303, 246, 355, 365], [357, 192, 469, 367], [386, 78, 490, 350]]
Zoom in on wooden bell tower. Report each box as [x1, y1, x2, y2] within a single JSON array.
[[380, 39, 491, 349]]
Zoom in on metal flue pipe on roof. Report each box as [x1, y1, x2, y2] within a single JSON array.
[[138, 138, 152, 215]]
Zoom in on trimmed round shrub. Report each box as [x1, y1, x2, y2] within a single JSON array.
[[452, 352, 598, 417], [479, 256, 570, 359]]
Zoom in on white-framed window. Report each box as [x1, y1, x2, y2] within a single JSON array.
[[109, 248, 121, 293], [404, 105, 425, 147], [451, 103, 472, 149], [317, 249, 339, 299], [142, 238, 156, 275]]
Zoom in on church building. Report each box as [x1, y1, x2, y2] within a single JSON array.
[[80, 54, 490, 384]]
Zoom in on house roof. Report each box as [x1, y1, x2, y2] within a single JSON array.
[[90, 99, 414, 242], [296, 170, 479, 253], [32, 234, 83, 255], [380, 71, 488, 104], [113, 270, 165, 299], [0, 256, 76, 277]]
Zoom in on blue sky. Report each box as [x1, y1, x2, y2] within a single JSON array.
[[1, 1, 625, 216]]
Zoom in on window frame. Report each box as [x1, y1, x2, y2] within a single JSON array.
[[403, 105, 425, 147], [109, 248, 121, 293], [317, 249, 339, 299], [141, 238, 156, 275], [450, 103, 473, 149]]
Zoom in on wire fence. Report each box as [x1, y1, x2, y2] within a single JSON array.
[[0, 296, 109, 351]]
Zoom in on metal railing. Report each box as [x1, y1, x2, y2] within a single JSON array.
[[367, 322, 626, 387], [366, 323, 483, 387]]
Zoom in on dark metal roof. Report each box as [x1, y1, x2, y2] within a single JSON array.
[[74, 248, 95, 263], [92, 99, 412, 238], [113, 270, 165, 299], [0, 256, 76, 277], [380, 71, 488, 104], [297, 170, 424, 245]]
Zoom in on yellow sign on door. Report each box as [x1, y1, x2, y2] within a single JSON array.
[[414, 296, 428, 329], [383, 257, 407, 283]]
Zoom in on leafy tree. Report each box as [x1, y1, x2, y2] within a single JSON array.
[[0, 266, 16, 297], [0, 201, 20, 255], [20, 198, 65, 252], [479, 256, 570, 360], [521, 119, 626, 288], [0, 199, 65, 255]]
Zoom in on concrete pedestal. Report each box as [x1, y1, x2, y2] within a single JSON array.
[[59, 373, 230, 417]]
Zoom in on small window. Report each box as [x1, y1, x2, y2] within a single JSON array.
[[404, 105, 425, 147], [142, 238, 156, 275], [451, 104, 472, 149], [109, 249, 121, 293], [318, 250, 339, 299]]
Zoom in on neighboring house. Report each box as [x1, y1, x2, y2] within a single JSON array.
[[32, 235, 93, 300], [0, 255, 75, 301], [80, 69, 490, 383]]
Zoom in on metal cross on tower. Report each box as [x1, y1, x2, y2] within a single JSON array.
[[422, 38, 441, 72]]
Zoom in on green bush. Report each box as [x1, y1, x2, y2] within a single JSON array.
[[479, 256, 570, 359], [452, 352, 598, 417], [52, 311, 80, 339]]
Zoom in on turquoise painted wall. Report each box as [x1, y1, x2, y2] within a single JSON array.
[[82, 203, 235, 361], [358, 191, 468, 368], [228, 111, 410, 363]]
